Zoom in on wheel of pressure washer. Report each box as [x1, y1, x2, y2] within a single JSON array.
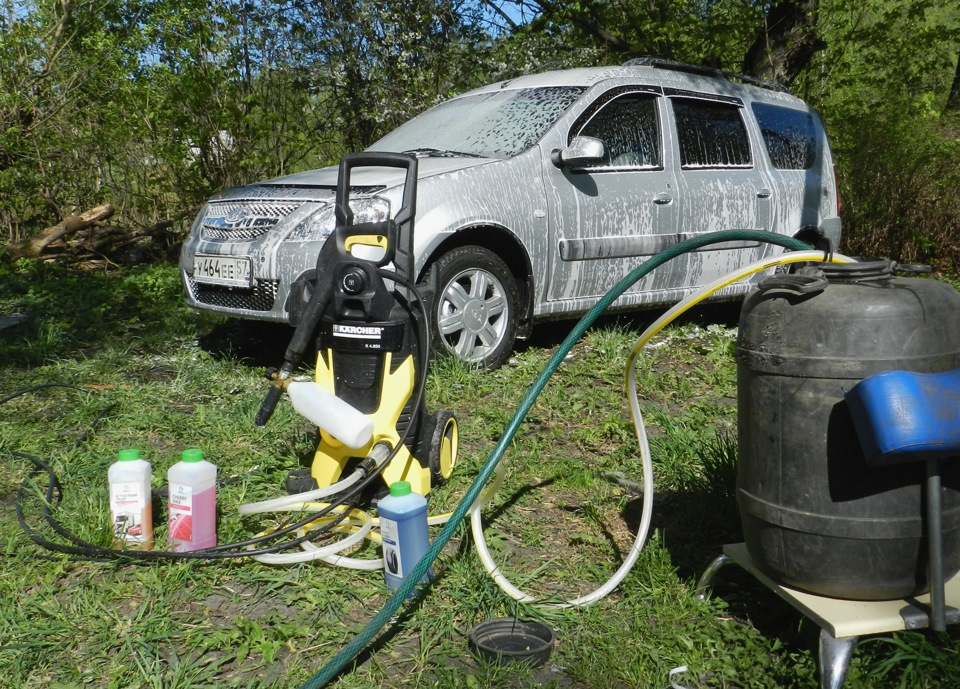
[[421, 410, 458, 487]]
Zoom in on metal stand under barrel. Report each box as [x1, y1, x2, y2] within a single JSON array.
[[698, 368, 960, 688], [695, 544, 960, 689]]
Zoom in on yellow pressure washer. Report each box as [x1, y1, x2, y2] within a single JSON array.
[[255, 153, 457, 497]]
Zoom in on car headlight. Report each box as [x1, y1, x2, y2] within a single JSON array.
[[286, 197, 391, 242]]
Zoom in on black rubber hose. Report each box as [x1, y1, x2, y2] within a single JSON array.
[[284, 239, 341, 367], [7, 271, 435, 564]]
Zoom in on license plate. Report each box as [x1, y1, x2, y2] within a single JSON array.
[[193, 255, 252, 287]]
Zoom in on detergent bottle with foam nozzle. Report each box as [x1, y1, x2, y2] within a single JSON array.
[[378, 481, 432, 591], [286, 379, 373, 449], [167, 449, 217, 552], [109, 448, 154, 549]]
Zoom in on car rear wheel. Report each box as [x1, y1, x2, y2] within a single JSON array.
[[426, 246, 519, 370]]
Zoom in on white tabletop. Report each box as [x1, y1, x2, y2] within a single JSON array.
[[723, 543, 960, 638]]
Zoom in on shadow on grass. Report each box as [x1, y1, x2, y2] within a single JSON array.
[[0, 259, 304, 374], [197, 318, 297, 369], [621, 432, 822, 655], [0, 260, 203, 369], [513, 300, 743, 356]]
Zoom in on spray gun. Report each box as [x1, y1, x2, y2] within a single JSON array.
[[254, 235, 339, 429]]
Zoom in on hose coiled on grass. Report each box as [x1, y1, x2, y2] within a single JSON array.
[[299, 229, 818, 688]]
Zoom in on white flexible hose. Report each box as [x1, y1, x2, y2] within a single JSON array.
[[251, 509, 374, 565], [239, 444, 393, 564], [241, 456, 506, 568], [469, 250, 854, 607], [238, 470, 364, 515], [267, 465, 508, 569], [469, 418, 652, 607]]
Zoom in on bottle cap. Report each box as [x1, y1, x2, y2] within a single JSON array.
[[389, 481, 412, 497], [181, 449, 204, 463], [118, 449, 140, 461]]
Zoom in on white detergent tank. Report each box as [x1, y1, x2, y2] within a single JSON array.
[[287, 380, 374, 449]]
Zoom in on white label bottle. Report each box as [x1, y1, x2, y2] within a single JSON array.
[[109, 448, 153, 549], [167, 448, 217, 552]]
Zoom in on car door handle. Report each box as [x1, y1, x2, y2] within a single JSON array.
[[653, 193, 673, 205], [757, 188, 772, 199]]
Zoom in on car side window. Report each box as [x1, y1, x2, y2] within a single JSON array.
[[751, 102, 817, 170], [672, 97, 752, 168], [576, 92, 662, 169]]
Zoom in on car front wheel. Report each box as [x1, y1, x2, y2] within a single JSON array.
[[426, 246, 519, 370]]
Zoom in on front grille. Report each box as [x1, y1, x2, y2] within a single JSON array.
[[187, 275, 279, 312], [201, 201, 304, 241]]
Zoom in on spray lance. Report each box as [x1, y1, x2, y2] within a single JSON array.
[[255, 235, 340, 429]]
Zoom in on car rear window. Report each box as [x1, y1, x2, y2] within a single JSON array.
[[752, 103, 817, 170], [371, 87, 586, 158], [672, 98, 752, 169]]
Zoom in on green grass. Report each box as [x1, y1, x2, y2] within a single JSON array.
[[2, 258, 960, 688]]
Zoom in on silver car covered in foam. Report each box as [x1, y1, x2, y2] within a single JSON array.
[[180, 60, 841, 368]]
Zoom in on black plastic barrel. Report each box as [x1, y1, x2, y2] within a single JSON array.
[[736, 260, 960, 600]]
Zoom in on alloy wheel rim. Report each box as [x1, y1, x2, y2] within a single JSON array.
[[437, 267, 509, 363]]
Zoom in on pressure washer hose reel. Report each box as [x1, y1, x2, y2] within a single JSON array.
[[256, 152, 458, 498]]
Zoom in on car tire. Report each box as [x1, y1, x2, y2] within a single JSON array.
[[425, 246, 519, 370]]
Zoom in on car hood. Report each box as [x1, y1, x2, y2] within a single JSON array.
[[214, 156, 498, 203]]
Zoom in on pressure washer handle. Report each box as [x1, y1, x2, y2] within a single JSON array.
[[335, 152, 417, 228], [335, 152, 417, 281]]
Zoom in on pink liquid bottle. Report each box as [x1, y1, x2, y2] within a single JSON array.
[[167, 449, 217, 552]]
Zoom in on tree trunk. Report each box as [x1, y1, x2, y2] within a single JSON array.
[[742, 0, 826, 86], [945, 53, 960, 115], [5, 203, 114, 259]]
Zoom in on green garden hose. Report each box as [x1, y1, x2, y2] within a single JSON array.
[[299, 229, 815, 689]]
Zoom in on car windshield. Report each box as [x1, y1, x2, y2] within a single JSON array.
[[369, 86, 586, 159]]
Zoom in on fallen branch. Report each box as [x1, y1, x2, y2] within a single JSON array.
[[5, 207, 195, 266], [6, 203, 114, 259]]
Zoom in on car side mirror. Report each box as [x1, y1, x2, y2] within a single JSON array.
[[551, 136, 606, 169]]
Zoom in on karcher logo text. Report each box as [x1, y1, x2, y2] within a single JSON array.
[[333, 324, 383, 340]]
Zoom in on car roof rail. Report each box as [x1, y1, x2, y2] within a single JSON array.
[[623, 57, 792, 94]]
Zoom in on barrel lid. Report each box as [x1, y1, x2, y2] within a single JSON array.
[[812, 259, 894, 283]]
